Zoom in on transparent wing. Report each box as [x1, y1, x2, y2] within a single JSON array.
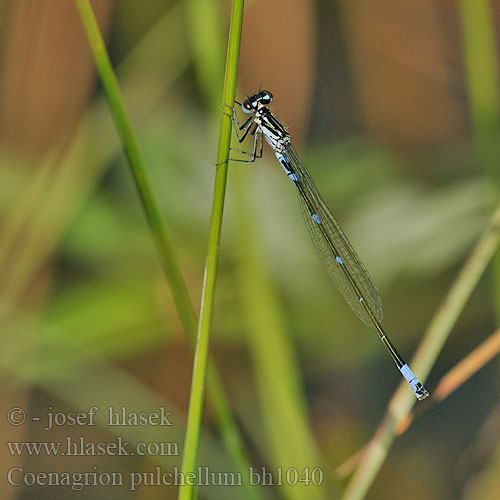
[[285, 144, 383, 325]]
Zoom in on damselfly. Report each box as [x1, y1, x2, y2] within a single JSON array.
[[226, 90, 429, 401]]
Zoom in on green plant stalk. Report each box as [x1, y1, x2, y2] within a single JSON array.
[[75, 0, 197, 336], [177, 1, 245, 500], [183, 0, 225, 113], [459, 0, 500, 319], [459, 0, 500, 147], [341, 200, 500, 500], [75, 3, 260, 500]]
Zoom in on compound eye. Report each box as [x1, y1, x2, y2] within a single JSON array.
[[242, 99, 253, 114], [260, 91, 273, 104]]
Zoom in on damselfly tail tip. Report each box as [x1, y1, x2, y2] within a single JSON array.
[[414, 382, 429, 401], [400, 363, 429, 401]]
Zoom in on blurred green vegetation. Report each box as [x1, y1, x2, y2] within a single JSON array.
[[1, 1, 500, 500]]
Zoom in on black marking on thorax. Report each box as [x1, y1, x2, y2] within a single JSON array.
[[256, 108, 290, 146]]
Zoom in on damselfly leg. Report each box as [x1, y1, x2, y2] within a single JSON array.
[[221, 103, 263, 164]]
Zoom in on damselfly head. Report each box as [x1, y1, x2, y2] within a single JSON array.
[[257, 90, 273, 105], [242, 90, 274, 114]]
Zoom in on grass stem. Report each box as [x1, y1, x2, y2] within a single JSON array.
[[177, 1, 245, 499], [75, 3, 259, 500]]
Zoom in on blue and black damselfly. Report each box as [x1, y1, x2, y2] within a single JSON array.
[[225, 90, 429, 401]]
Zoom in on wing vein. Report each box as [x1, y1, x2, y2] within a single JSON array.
[[285, 144, 383, 325]]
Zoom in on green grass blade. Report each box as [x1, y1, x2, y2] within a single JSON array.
[[178, 1, 245, 500], [75, 0, 197, 336], [459, 0, 500, 318], [184, 0, 225, 112], [341, 200, 500, 500], [75, 4, 261, 500], [459, 0, 500, 147]]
